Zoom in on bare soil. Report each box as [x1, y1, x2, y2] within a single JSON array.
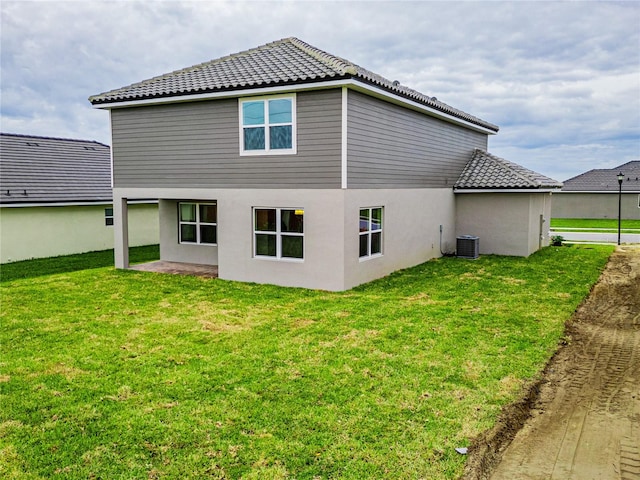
[[462, 245, 640, 480]]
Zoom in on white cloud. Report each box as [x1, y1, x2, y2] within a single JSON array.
[[1, 0, 638, 181]]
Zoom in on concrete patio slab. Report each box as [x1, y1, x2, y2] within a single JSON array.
[[129, 261, 218, 279]]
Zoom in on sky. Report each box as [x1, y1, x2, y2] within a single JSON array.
[[1, 0, 639, 181]]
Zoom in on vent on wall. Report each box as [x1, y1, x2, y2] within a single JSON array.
[[457, 235, 479, 259]]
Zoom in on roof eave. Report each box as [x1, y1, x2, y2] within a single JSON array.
[[454, 187, 562, 193], [0, 199, 113, 207], [88, 75, 352, 107], [91, 77, 498, 134], [346, 78, 498, 134], [559, 189, 640, 193]]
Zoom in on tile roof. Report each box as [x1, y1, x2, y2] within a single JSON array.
[[89, 37, 498, 132], [0, 133, 112, 205], [455, 149, 563, 190], [560, 161, 640, 192]]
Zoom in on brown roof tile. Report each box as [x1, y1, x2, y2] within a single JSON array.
[[89, 37, 498, 132], [561, 161, 640, 192], [455, 149, 562, 190], [0, 133, 112, 204]]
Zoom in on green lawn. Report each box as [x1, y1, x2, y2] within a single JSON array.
[[551, 218, 640, 233], [0, 245, 613, 479], [0, 245, 160, 283]]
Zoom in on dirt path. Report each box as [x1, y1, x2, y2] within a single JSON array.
[[463, 245, 640, 480]]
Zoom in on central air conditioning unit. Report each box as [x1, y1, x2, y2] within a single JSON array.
[[456, 235, 479, 259]]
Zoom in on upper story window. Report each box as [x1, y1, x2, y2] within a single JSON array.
[[240, 94, 296, 155], [179, 202, 217, 245], [359, 207, 383, 258]]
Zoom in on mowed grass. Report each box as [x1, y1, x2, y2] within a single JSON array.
[[551, 217, 640, 233], [0, 245, 160, 283], [0, 245, 613, 479]]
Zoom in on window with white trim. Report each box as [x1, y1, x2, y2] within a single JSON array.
[[179, 202, 217, 245], [254, 208, 304, 259], [359, 207, 383, 258], [240, 95, 296, 154]]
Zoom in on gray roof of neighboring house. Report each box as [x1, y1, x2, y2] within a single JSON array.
[[0, 133, 112, 205], [560, 161, 640, 192], [455, 149, 563, 190], [89, 37, 499, 133]]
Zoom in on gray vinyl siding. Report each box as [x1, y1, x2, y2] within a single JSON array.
[[111, 89, 342, 189], [347, 90, 488, 188]]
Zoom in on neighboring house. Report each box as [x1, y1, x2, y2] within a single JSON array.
[[552, 161, 640, 220], [0, 133, 159, 263], [89, 37, 561, 291]]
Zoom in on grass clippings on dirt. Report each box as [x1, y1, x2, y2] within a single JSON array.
[[0, 245, 613, 479]]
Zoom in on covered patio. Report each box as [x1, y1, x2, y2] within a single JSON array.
[[129, 261, 218, 279]]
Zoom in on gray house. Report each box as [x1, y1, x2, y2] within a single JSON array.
[[552, 161, 640, 220], [89, 37, 560, 291], [0, 133, 158, 263]]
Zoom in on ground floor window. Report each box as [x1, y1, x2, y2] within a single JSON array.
[[105, 207, 114, 226], [179, 202, 217, 245], [359, 207, 383, 258], [254, 207, 304, 259]]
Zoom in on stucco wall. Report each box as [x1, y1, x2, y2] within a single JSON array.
[[115, 187, 456, 291], [455, 192, 552, 257], [552, 192, 640, 219], [0, 203, 158, 263], [528, 193, 553, 253], [128, 203, 160, 246], [343, 188, 456, 289], [159, 200, 219, 265]]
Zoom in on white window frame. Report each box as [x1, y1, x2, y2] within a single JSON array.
[[239, 94, 297, 155], [253, 207, 304, 261], [178, 202, 217, 245], [359, 206, 383, 260]]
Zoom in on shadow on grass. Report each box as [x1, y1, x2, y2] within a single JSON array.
[[0, 245, 159, 283]]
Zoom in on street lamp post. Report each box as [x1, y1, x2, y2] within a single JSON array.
[[617, 172, 624, 245]]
